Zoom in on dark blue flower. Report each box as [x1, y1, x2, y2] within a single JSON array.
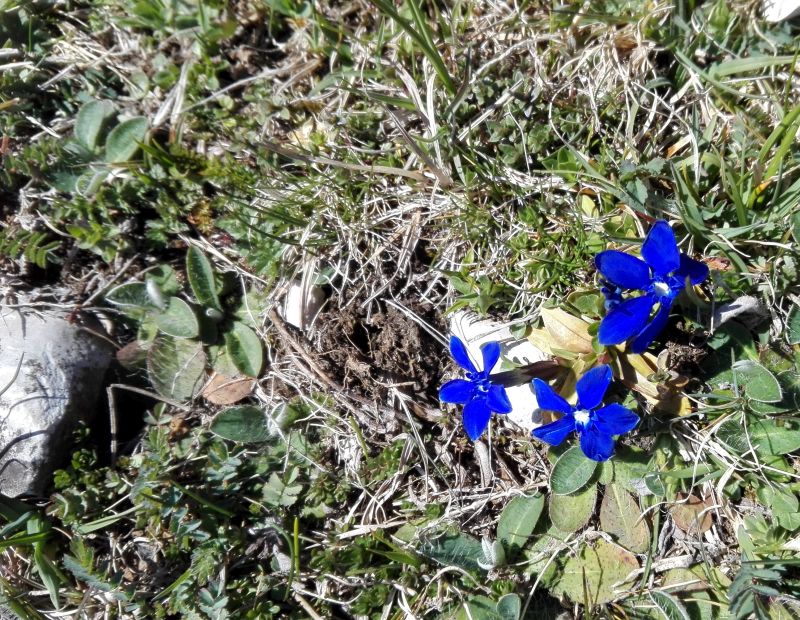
[[595, 220, 708, 353], [531, 365, 638, 461], [439, 336, 512, 441]]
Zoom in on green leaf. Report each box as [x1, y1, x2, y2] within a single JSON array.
[[757, 485, 799, 516], [186, 247, 222, 311], [598, 460, 614, 485], [74, 100, 114, 150], [599, 484, 650, 554], [209, 345, 240, 377], [418, 529, 485, 572], [733, 360, 782, 403], [368, 0, 456, 95], [454, 596, 501, 620], [552, 539, 638, 605], [147, 335, 206, 400], [210, 406, 270, 443], [496, 594, 521, 620], [644, 473, 666, 496], [788, 306, 800, 345], [497, 494, 544, 557], [777, 511, 800, 531], [262, 471, 303, 507], [224, 321, 263, 378], [551, 446, 598, 495], [612, 448, 653, 495], [567, 290, 603, 317], [104, 117, 147, 162], [34, 548, 64, 609], [0, 494, 34, 522], [0, 531, 50, 549], [154, 297, 199, 339], [718, 418, 800, 456], [706, 322, 757, 385], [549, 483, 597, 533], [628, 591, 692, 620], [75, 506, 137, 535], [62, 555, 128, 600], [104, 282, 155, 318], [521, 526, 570, 578], [146, 265, 181, 296]]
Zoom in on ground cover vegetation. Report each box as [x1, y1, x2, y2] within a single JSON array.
[[1, 0, 800, 617]]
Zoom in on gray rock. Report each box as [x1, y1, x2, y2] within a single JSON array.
[[0, 309, 113, 497]]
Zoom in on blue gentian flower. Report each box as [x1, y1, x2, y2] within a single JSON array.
[[439, 336, 513, 441], [595, 220, 708, 353], [531, 365, 638, 461]]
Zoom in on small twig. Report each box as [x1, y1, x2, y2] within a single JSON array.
[[81, 253, 141, 307], [106, 383, 192, 411], [106, 383, 192, 463], [267, 309, 340, 393], [293, 591, 325, 620], [262, 141, 430, 183], [473, 441, 492, 487], [386, 108, 453, 188], [0, 62, 34, 72], [107, 386, 119, 465], [268, 309, 400, 433], [492, 361, 563, 387], [493, 449, 522, 487]]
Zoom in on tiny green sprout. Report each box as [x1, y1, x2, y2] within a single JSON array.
[[477, 536, 506, 570], [205, 307, 224, 321], [145, 278, 166, 310]]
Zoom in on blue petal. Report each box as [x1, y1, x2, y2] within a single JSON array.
[[480, 341, 501, 375], [629, 301, 672, 354], [532, 415, 576, 446], [462, 398, 492, 441], [641, 220, 680, 276], [676, 254, 709, 286], [594, 250, 651, 290], [449, 336, 477, 374], [601, 282, 624, 311], [597, 295, 656, 346], [439, 379, 477, 405], [594, 403, 639, 436], [576, 365, 612, 410], [579, 424, 616, 462], [486, 384, 512, 414], [532, 379, 573, 414]]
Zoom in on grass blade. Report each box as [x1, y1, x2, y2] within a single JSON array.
[[369, 0, 456, 95]]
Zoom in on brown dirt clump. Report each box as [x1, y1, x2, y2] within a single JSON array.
[[314, 295, 446, 408]]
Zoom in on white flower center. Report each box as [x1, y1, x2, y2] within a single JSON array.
[[573, 409, 591, 427], [653, 281, 670, 298]]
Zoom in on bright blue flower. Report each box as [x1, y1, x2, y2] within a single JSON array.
[[439, 336, 512, 441], [595, 220, 708, 353], [531, 365, 638, 461]]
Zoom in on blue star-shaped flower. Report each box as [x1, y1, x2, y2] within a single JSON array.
[[439, 336, 512, 441], [531, 365, 638, 461], [595, 220, 708, 353]]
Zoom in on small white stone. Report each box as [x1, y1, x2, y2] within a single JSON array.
[[711, 295, 768, 332], [283, 281, 326, 330], [763, 0, 800, 21]]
